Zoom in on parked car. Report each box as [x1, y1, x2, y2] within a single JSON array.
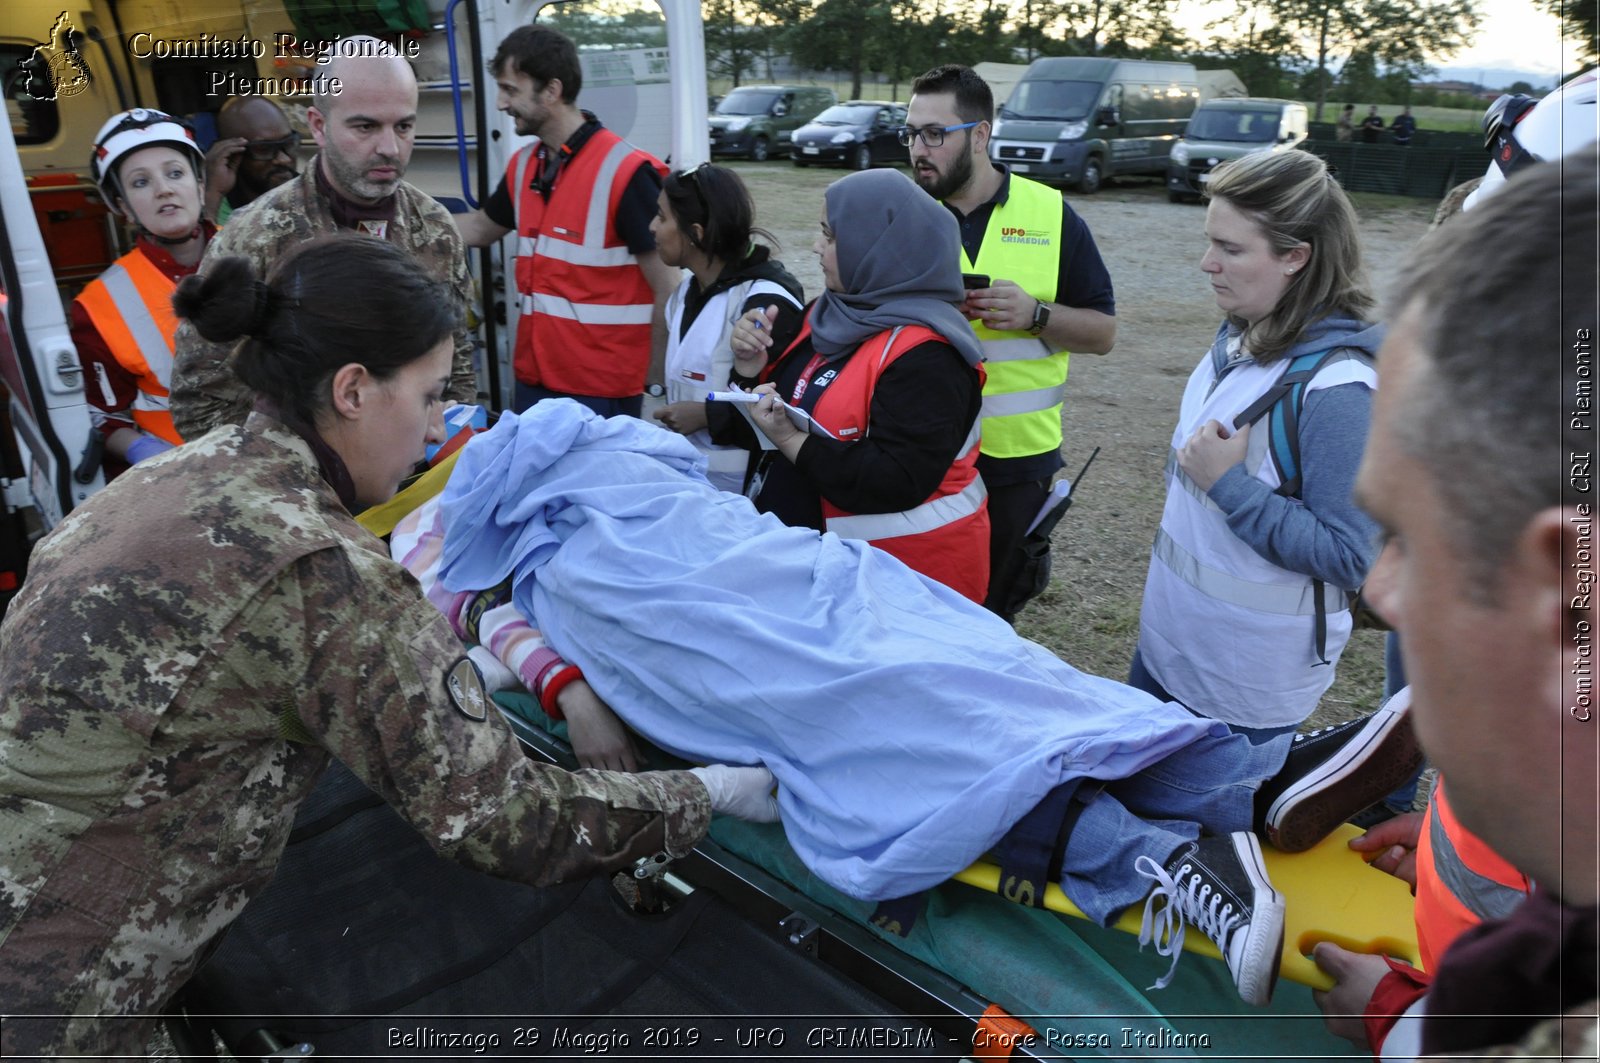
[[790, 100, 908, 170], [709, 85, 837, 161], [988, 56, 1200, 193], [1167, 98, 1310, 202]]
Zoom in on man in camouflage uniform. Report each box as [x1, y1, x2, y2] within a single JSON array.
[[170, 38, 478, 439], [0, 409, 716, 1058]]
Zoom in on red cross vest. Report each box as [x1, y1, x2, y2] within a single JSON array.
[[773, 319, 990, 602], [509, 130, 666, 398], [74, 247, 182, 444], [1414, 778, 1530, 971]]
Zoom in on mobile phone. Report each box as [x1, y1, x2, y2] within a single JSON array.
[[961, 273, 990, 290]]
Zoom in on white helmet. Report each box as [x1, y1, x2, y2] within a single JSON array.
[[89, 108, 204, 210], [1465, 71, 1598, 210]]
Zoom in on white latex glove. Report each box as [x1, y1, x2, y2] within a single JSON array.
[[467, 645, 517, 692], [690, 764, 781, 822]]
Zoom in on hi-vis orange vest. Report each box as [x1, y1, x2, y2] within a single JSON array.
[[1414, 777, 1530, 971], [509, 129, 665, 398], [74, 247, 182, 445], [776, 319, 989, 602]]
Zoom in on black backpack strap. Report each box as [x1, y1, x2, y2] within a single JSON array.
[[1233, 348, 1372, 663], [1232, 348, 1354, 499], [988, 779, 1102, 909]]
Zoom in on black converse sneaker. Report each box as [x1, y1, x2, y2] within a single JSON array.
[[1135, 831, 1286, 1007], [1257, 689, 1424, 853]]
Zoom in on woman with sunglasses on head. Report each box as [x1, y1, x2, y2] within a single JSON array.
[[647, 164, 804, 492], [728, 168, 990, 602], [0, 234, 777, 1059], [71, 109, 220, 478]]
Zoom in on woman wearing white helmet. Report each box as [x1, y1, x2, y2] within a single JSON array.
[[70, 108, 217, 475]]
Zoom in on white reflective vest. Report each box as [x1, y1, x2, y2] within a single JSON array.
[[663, 277, 800, 493], [1138, 337, 1377, 728]]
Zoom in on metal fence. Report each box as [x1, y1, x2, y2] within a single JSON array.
[[1306, 122, 1484, 150], [1302, 136, 1485, 199]]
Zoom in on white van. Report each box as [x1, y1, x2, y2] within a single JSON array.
[[1166, 97, 1309, 202]]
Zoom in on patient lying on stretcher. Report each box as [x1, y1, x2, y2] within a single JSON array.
[[390, 401, 1417, 1007]]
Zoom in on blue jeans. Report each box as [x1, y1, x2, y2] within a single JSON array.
[[1059, 727, 1286, 924], [513, 382, 643, 419]]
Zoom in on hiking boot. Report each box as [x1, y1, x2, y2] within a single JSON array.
[[1135, 831, 1285, 1007], [1257, 690, 1424, 853]]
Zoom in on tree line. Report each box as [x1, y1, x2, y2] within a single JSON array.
[[544, 0, 1597, 120]]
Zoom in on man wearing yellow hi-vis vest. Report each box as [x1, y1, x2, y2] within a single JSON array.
[[906, 66, 1118, 620]]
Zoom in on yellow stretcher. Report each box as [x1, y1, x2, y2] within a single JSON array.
[[955, 822, 1418, 990]]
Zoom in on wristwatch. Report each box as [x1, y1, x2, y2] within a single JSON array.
[[645, 383, 666, 398], [1028, 300, 1051, 336]]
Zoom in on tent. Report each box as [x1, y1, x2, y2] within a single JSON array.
[[1198, 68, 1248, 100]]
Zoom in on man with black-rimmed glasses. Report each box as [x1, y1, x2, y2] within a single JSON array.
[[905, 64, 1118, 623], [208, 96, 301, 222]]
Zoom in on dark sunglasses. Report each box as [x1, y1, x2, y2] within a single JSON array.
[[676, 161, 712, 219], [243, 131, 302, 161]]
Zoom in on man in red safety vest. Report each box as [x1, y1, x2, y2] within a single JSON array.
[[453, 26, 679, 417]]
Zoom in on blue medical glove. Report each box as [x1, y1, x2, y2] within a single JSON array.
[[125, 433, 175, 464]]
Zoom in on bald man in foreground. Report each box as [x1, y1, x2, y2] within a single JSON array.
[[1311, 158, 1597, 1057], [171, 36, 477, 438]]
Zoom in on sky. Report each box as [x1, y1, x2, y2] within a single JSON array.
[[1175, 0, 1583, 88], [1442, 0, 1581, 82]]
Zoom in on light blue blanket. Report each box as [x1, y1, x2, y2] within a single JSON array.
[[438, 402, 1222, 901]]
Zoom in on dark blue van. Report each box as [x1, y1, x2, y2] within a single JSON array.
[[987, 57, 1200, 193]]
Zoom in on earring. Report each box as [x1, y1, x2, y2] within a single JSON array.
[[1286, 267, 1297, 274]]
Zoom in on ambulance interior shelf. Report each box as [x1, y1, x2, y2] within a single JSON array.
[[27, 174, 119, 287]]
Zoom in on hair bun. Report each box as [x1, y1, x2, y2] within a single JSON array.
[[246, 279, 274, 337], [171, 256, 268, 343]]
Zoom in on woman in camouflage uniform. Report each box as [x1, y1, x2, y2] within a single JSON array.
[[0, 235, 774, 1058]]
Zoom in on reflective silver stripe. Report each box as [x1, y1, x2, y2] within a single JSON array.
[[511, 142, 539, 203], [1152, 527, 1341, 616], [1427, 800, 1527, 922], [528, 292, 652, 326], [132, 391, 170, 413], [584, 139, 638, 247], [704, 447, 748, 477], [516, 235, 536, 258], [93, 362, 116, 406], [532, 233, 635, 267], [954, 420, 981, 461], [826, 476, 987, 542], [99, 263, 173, 382], [980, 335, 1055, 363], [1164, 449, 1223, 513], [981, 381, 1067, 419]]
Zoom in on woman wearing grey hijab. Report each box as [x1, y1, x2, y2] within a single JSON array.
[[726, 168, 989, 602]]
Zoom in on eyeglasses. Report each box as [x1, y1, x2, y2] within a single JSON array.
[[676, 161, 712, 219], [895, 121, 979, 148], [243, 132, 302, 161]]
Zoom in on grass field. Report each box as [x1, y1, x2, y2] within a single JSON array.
[[1316, 102, 1486, 132]]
